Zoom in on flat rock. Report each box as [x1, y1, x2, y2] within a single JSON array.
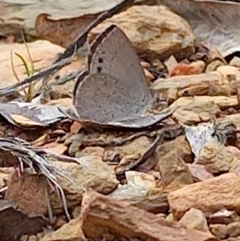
[[151, 71, 231, 99], [168, 173, 240, 219], [80, 190, 217, 241], [88, 5, 195, 60]]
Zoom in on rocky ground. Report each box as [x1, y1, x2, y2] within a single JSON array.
[[2, 1, 240, 241]]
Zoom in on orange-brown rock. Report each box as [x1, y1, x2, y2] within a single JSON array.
[[168, 173, 240, 219], [80, 190, 217, 241]]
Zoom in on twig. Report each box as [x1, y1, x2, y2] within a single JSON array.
[[54, 0, 135, 63], [115, 130, 163, 180], [0, 56, 73, 97]]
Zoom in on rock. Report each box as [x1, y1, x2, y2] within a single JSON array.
[[49, 157, 118, 212], [81, 146, 105, 158], [230, 57, 240, 67], [41, 218, 86, 241], [88, 5, 195, 60], [187, 164, 214, 182], [168, 96, 238, 125], [157, 145, 193, 189], [156, 135, 193, 164], [168, 173, 240, 219], [151, 72, 231, 100], [103, 150, 121, 163], [170, 61, 205, 77], [80, 190, 217, 241], [113, 136, 152, 157], [195, 142, 235, 174], [0, 200, 46, 241], [209, 224, 227, 240], [109, 183, 168, 214], [179, 208, 209, 233], [209, 210, 240, 225], [226, 222, 240, 237]]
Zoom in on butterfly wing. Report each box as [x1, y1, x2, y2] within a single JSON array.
[[73, 71, 140, 123], [88, 24, 153, 114]]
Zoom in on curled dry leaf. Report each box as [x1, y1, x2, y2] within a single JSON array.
[[0, 102, 67, 128], [35, 13, 101, 49]]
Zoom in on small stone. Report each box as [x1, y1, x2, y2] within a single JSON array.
[[230, 57, 240, 67], [209, 224, 227, 240], [179, 208, 209, 232], [195, 142, 235, 174], [68, 140, 81, 155], [227, 222, 240, 237], [27, 235, 37, 241], [143, 68, 154, 82]]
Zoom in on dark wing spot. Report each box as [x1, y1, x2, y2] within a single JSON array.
[[98, 57, 103, 63], [97, 67, 102, 73]]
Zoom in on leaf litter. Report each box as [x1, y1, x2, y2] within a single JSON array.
[[2, 0, 240, 241]]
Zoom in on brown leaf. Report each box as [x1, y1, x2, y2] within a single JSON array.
[[35, 13, 101, 48]]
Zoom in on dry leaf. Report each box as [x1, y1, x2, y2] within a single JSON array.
[[10, 115, 43, 127], [35, 13, 101, 48]]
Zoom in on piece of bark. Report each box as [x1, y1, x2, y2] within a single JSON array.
[[80, 190, 217, 241], [0, 200, 46, 241], [168, 173, 240, 219]]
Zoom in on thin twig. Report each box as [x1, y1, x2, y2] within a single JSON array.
[[54, 0, 135, 63], [0, 56, 73, 97]]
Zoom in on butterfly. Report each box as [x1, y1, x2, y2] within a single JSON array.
[[73, 24, 176, 129]]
